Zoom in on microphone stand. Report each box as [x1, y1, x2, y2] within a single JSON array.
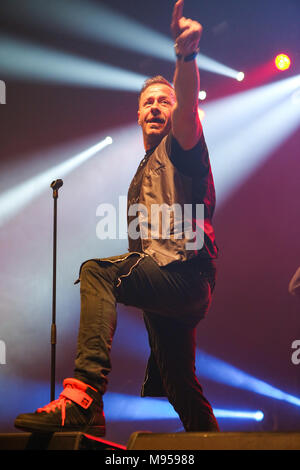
[[50, 179, 63, 401]]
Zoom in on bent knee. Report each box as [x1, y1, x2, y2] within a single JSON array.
[[80, 260, 101, 279]]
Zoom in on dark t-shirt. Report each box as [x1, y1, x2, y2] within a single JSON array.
[[169, 131, 210, 178], [127, 131, 212, 254]]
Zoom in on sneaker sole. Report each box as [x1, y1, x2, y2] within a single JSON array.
[[14, 418, 105, 438]]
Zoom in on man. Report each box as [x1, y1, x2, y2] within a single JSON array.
[[15, 0, 219, 435]]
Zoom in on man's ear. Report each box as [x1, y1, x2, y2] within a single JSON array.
[[137, 110, 141, 126]]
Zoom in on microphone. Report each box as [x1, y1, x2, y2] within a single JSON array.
[[50, 179, 63, 199], [50, 179, 63, 191]]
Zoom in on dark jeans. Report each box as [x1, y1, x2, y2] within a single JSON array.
[[74, 252, 219, 432]]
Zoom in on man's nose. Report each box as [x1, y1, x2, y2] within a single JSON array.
[[150, 103, 160, 114]]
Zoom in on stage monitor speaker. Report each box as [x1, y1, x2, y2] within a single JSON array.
[[0, 432, 126, 451], [127, 431, 300, 450]]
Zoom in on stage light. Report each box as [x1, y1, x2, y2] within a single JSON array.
[[202, 74, 300, 204], [196, 350, 300, 408], [0, 34, 147, 90], [236, 72, 245, 82], [213, 409, 264, 422], [0, 136, 113, 227], [1, 0, 244, 81], [199, 90, 207, 101], [197, 55, 244, 80], [275, 54, 291, 71], [255, 411, 265, 421], [104, 392, 264, 423]]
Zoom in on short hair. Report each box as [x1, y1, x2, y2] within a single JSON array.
[[138, 75, 175, 105]]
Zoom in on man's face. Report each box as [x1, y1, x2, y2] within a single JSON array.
[[138, 84, 176, 148]]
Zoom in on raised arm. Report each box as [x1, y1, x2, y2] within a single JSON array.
[[170, 0, 203, 150]]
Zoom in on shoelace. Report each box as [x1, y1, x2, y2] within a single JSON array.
[[37, 394, 72, 426]]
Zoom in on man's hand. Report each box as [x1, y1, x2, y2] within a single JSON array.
[[171, 0, 203, 57]]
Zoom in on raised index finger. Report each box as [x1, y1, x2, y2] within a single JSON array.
[[171, 0, 184, 30]]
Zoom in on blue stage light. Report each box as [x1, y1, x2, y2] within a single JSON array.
[[196, 350, 300, 407], [97, 392, 265, 423], [213, 409, 264, 421]]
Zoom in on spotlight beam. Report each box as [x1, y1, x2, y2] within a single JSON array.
[[210, 97, 300, 202], [202, 74, 300, 203], [203, 74, 300, 141], [196, 350, 300, 407], [0, 34, 147, 89], [197, 55, 244, 81], [103, 392, 264, 422], [0, 137, 113, 227], [1, 0, 243, 80]]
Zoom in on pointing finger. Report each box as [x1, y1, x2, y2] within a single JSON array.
[[171, 0, 184, 35]]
